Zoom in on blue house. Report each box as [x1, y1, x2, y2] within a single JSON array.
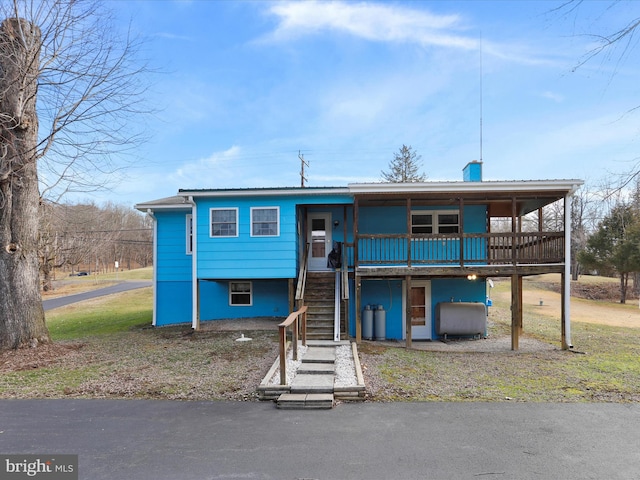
[[135, 162, 582, 350]]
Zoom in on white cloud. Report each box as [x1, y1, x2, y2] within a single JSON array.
[[153, 32, 194, 42], [265, 1, 477, 50], [261, 1, 574, 68], [540, 91, 565, 103], [172, 146, 243, 187]]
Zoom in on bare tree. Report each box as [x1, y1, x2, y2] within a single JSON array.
[[0, 0, 149, 350], [555, 1, 640, 193]]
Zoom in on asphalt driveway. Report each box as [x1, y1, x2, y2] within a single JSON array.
[[42, 281, 152, 311], [0, 400, 638, 479]]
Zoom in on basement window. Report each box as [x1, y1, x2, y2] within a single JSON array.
[[229, 281, 252, 306]]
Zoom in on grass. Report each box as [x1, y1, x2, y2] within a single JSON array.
[[3, 272, 640, 402], [1, 286, 278, 400], [46, 288, 153, 340], [360, 276, 640, 402]]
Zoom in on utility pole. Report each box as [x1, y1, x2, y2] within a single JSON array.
[[299, 150, 309, 187]]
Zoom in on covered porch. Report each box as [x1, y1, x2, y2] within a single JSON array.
[[345, 180, 581, 351]]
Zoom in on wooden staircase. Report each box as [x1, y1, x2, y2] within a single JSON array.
[[304, 272, 345, 340]]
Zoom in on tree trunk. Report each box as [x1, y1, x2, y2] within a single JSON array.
[[620, 273, 628, 304], [0, 18, 50, 350]]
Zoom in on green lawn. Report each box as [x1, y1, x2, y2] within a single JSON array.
[[46, 288, 153, 340], [3, 273, 640, 402]]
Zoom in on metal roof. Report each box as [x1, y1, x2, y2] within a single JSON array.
[[136, 179, 583, 211]]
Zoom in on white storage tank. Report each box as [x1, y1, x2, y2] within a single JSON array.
[[435, 302, 486, 338], [362, 305, 374, 340]]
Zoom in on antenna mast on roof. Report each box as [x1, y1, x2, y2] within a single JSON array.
[[299, 150, 309, 187], [479, 32, 483, 164]]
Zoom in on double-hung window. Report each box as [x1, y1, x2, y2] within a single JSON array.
[[229, 281, 252, 306], [211, 208, 238, 237], [251, 207, 279, 237], [411, 210, 459, 234]]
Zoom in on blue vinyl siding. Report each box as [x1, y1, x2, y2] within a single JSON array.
[[358, 205, 488, 265], [155, 211, 192, 281], [359, 279, 404, 340], [352, 278, 487, 340], [156, 281, 192, 326], [359, 206, 406, 234], [196, 194, 352, 280], [432, 278, 486, 305], [199, 279, 289, 320]]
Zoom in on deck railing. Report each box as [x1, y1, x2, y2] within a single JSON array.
[[277, 305, 308, 386], [354, 232, 564, 267]]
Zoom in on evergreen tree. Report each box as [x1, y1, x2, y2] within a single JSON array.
[[578, 203, 640, 303], [381, 145, 426, 182]]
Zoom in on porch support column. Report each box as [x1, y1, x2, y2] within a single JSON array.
[[406, 198, 412, 267], [511, 196, 517, 266], [354, 196, 361, 343], [355, 274, 362, 343], [406, 275, 412, 349], [537, 207, 543, 231], [459, 197, 465, 267], [562, 193, 573, 349], [511, 274, 522, 351]]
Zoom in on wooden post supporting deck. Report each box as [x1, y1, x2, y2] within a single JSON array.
[[511, 274, 521, 351], [561, 271, 567, 349], [406, 275, 412, 349], [562, 192, 573, 350], [355, 275, 362, 343]]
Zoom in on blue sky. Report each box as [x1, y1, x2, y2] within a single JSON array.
[[99, 1, 640, 205]]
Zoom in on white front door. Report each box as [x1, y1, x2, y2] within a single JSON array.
[[404, 280, 432, 340], [307, 212, 332, 271]]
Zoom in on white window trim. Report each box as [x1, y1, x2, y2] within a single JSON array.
[[229, 281, 253, 306], [411, 209, 460, 234], [210, 207, 239, 238], [250, 206, 280, 237], [186, 214, 193, 255]]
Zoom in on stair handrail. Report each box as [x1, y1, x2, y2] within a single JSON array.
[[277, 305, 308, 385], [341, 245, 349, 300], [295, 243, 311, 303]]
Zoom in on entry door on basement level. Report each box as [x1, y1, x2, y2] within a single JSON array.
[[410, 281, 432, 340]]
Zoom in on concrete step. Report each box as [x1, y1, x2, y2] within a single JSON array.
[[306, 340, 351, 347], [302, 347, 336, 364], [290, 373, 334, 393], [298, 362, 335, 375], [277, 393, 334, 409]]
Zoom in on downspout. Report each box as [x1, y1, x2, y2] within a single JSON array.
[[563, 191, 573, 349], [185, 196, 198, 330], [146, 209, 158, 327]]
